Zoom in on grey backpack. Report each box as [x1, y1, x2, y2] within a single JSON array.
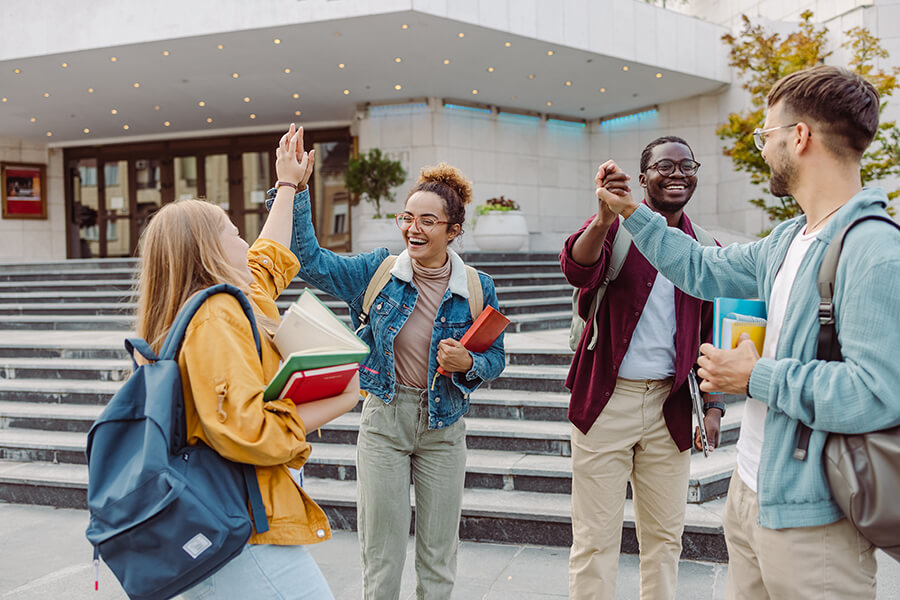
[[568, 219, 716, 352]]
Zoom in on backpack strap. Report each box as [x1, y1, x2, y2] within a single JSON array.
[[124, 338, 158, 370], [793, 215, 900, 461], [464, 265, 484, 320], [691, 222, 717, 248], [359, 255, 398, 327], [582, 220, 632, 351]]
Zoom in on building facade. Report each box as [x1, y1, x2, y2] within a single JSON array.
[[0, 0, 897, 260]]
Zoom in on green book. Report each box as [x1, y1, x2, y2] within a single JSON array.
[[264, 290, 370, 402]]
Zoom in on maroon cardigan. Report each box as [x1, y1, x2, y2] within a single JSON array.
[[560, 212, 714, 451]]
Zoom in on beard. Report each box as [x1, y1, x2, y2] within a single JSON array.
[[645, 189, 693, 215], [768, 144, 797, 198]]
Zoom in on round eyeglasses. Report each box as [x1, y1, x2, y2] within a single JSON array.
[[752, 122, 800, 151], [395, 213, 450, 232], [646, 159, 701, 177]]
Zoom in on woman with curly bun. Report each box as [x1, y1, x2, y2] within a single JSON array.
[[268, 135, 506, 599]]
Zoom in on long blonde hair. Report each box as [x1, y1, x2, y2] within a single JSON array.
[[136, 200, 253, 353]]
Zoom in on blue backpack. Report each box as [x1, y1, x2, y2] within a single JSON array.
[[85, 284, 269, 600]]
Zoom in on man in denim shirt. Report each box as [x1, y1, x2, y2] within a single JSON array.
[[599, 65, 900, 599]]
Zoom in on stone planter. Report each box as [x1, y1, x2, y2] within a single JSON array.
[[353, 217, 406, 253], [472, 210, 529, 252]]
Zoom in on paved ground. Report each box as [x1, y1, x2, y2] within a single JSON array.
[[1, 503, 898, 600]]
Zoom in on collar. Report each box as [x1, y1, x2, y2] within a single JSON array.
[[390, 248, 471, 299]]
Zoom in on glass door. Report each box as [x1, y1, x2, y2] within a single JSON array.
[[312, 141, 351, 252]]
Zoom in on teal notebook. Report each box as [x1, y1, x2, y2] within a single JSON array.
[[712, 297, 767, 349], [264, 290, 370, 402]]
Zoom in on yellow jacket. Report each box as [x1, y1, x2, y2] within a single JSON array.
[[177, 238, 331, 545]]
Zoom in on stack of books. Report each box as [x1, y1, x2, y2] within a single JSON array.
[[713, 297, 767, 355], [264, 290, 370, 404]]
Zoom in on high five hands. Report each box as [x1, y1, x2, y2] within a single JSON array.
[[275, 123, 315, 189], [594, 160, 639, 219]]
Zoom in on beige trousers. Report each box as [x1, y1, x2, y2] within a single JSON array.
[[722, 471, 877, 600], [356, 385, 467, 600], [569, 378, 691, 600]]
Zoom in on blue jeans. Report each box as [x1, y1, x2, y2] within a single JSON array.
[[179, 543, 334, 600]]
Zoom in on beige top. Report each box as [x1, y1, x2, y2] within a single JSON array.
[[394, 257, 452, 388]]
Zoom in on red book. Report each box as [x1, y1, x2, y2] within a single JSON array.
[[436, 305, 510, 378], [277, 362, 359, 404]]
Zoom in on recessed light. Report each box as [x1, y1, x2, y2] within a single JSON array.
[[29, 117, 36, 122], [656, 72, 662, 78], [217, 44, 224, 50], [546, 101, 552, 106], [401, 24, 408, 30], [133, 82, 140, 88], [528, 74, 535, 79], [443, 59, 450, 65], [273, 38, 281, 44], [565, 81, 572, 86], [111, 109, 118, 114], [458, 32, 465, 38], [295, 110, 301, 116], [13, 68, 21, 74], [110, 57, 117, 62], [600, 88, 606, 93], [123, 124, 130, 130], [343, 89, 350, 95], [292, 93, 300, 99], [61, 62, 68, 68], [1, 98, 6, 102], [46, 131, 52, 137], [154, 105, 160, 110], [243, 97, 251, 102], [338, 63, 345, 69], [88, 88, 94, 93], [487, 67, 494, 72], [206, 117, 213, 123], [505, 41, 511, 47], [232, 73, 239, 78], [472, 89, 478, 95], [547, 50, 554, 56], [83, 128, 90, 134], [284, 68, 291, 74], [394, 57, 402, 63], [250, 113, 256, 119], [164, 121, 171, 127], [623, 66, 629, 71], [43, 92, 50, 98], [394, 84, 402, 90], [162, 50, 169, 56], [198, 101, 206, 107]]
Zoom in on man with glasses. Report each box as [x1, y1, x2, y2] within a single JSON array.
[[597, 65, 896, 599], [561, 136, 721, 600]]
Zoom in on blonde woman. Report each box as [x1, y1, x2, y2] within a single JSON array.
[[269, 133, 506, 599], [137, 125, 358, 600]]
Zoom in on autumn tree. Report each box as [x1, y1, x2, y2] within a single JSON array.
[[717, 11, 900, 228]]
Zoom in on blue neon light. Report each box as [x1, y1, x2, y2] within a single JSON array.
[[498, 111, 541, 123], [599, 108, 658, 127], [444, 103, 492, 115], [369, 102, 429, 114], [547, 118, 586, 129]]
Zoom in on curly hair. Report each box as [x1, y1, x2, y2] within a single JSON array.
[[406, 163, 473, 231]]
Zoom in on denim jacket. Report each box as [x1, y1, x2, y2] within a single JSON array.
[[266, 187, 506, 429], [621, 187, 900, 529]]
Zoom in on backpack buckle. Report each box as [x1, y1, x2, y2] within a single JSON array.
[[818, 302, 834, 325]]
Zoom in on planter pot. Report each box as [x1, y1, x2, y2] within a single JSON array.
[[472, 211, 529, 252], [353, 217, 406, 253]]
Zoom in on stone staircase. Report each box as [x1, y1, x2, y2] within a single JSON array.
[[0, 255, 744, 562]]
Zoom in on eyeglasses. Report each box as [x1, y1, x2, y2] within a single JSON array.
[[395, 213, 450, 232], [752, 123, 799, 151], [646, 159, 701, 177]]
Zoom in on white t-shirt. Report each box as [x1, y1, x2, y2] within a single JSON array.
[[618, 271, 677, 380], [736, 227, 819, 492]]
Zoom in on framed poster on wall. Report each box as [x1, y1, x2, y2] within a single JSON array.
[[2, 162, 47, 219]]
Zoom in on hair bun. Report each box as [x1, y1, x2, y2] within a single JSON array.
[[418, 163, 472, 205]]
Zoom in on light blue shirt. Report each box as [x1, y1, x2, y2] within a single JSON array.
[[622, 187, 900, 529]]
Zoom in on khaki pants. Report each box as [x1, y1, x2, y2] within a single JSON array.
[[723, 471, 877, 600], [356, 385, 467, 600], [569, 378, 691, 600]]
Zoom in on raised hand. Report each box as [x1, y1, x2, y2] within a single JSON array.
[[275, 124, 316, 189]]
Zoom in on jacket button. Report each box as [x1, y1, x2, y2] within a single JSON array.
[[440, 316, 446, 323], [646, 281, 653, 287], [435, 397, 440, 403], [376, 303, 383, 310], [316, 529, 325, 538], [437, 421, 443, 427]]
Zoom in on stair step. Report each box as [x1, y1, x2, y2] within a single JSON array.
[[0, 358, 131, 381]]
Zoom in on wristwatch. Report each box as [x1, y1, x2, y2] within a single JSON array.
[[703, 400, 726, 418]]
